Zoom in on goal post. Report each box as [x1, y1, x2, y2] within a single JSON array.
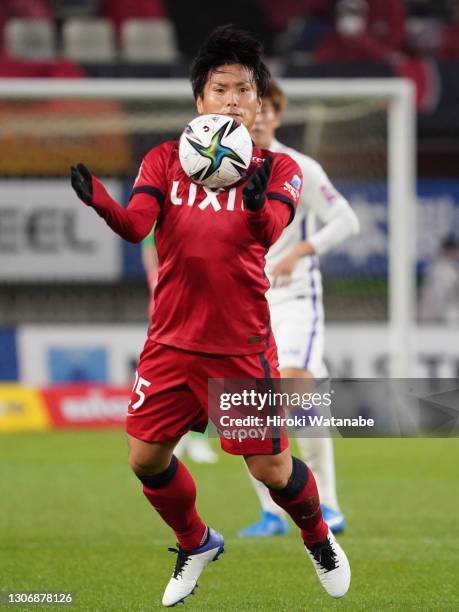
[[286, 79, 417, 378], [0, 77, 417, 377]]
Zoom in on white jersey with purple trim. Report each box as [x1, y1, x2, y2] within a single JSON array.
[[265, 139, 359, 373], [265, 139, 359, 306]]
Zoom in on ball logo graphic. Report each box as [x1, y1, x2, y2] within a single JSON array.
[[179, 114, 253, 189]]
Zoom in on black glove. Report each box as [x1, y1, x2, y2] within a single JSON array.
[[70, 163, 93, 205], [242, 156, 273, 211]]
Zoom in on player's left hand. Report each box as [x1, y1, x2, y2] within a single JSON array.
[[70, 163, 93, 205], [242, 156, 273, 211]]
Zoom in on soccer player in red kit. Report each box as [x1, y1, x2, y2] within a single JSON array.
[[70, 26, 350, 607]]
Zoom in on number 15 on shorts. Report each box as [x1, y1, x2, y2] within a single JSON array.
[[130, 370, 151, 410]]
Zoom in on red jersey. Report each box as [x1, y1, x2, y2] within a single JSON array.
[[90, 140, 302, 354]]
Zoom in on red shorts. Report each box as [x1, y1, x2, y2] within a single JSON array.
[[126, 338, 288, 455]]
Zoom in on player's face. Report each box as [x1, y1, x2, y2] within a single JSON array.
[[250, 98, 281, 149], [196, 64, 261, 130]]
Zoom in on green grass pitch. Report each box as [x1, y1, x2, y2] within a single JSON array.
[[1, 431, 458, 611]]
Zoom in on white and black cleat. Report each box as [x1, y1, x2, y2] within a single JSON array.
[[305, 528, 351, 598], [162, 527, 224, 607]]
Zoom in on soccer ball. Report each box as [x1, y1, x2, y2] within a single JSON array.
[[179, 114, 253, 189]]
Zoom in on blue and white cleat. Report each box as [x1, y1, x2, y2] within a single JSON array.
[[162, 527, 224, 607], [321, 505, 346, 534], [238, 511, 290, 538]]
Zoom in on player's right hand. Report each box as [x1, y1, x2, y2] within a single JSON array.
[[70, 163, 93, 205]]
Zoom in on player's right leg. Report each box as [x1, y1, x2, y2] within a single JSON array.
[[128, 434, 208, 552], [127, 435, 224, 607], [126, 340, 224, 607]]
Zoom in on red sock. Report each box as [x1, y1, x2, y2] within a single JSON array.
[[269, 462, 328, 547], [142, 458, 206, 551]]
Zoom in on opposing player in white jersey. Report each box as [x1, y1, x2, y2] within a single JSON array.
[[239, 80, 360, 538]]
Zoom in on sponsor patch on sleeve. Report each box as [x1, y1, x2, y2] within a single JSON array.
[[291, 174, 302, 190], [282, 181, 300, 201]]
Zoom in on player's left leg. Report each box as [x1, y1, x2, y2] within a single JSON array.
[[282, 366, 345, 534], [239, 298, 345, 536], [245, 450, 351, 598], [295, 435, 345, 533], [278, 298, 345, 533], [238, 383, 344, 535], [190, 343, 350, 598]]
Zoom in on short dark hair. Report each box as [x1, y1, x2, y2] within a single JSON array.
[[190, 25, 270, 100]]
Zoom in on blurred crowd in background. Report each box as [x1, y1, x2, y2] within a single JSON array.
[[2, 0, 459, 59], [1, 1, 459, 91]]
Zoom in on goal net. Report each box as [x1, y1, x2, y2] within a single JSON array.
[[0, 78, 416, 377]]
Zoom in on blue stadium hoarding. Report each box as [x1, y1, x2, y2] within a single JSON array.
[[0, 328, 18, 381]]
